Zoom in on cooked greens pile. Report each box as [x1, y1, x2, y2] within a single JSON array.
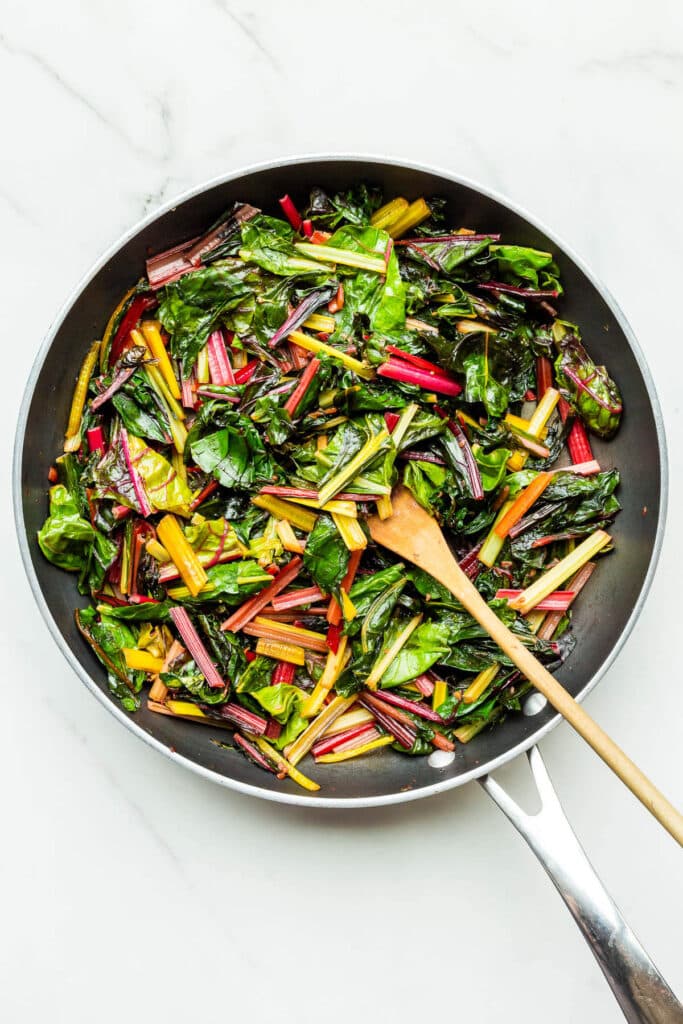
[[39, 185, 623, 791]]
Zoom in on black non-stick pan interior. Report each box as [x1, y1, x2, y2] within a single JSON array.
[[15, 157, 666, 804]]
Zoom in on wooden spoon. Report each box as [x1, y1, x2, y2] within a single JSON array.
[[367, 486, 683, 845]]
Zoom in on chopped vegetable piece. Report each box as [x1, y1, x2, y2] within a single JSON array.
[[285, 694, 358, 766], [327, 548, 363, 626], [365, 613, 423, 690], [221, 558, 303, 632], [271, 585, 327, 611], [139, 322, 181, 398], [157, 515, 208, 597], [537, 563, 596, 640], [283, 357, 321, 417], [287, 330, 374, 380], [331, 511, 367, 551], [387, 198, 431, 239], [316, 735, 394, 763], [245, 733, 320, 792], [303, 313, 336, 333], [322, 706, 375, 737], [478, 501, 514, 567], [509, 530, 611, 614], [64, 341, 100, 452], [370, 197, 409, 229], [377, 358, 462, 396], [122, 648, 164, 674], [462, 663, 499, 704], [494, 472, 553, 539], [294, 242, 387, 274], [169, 606, 225, 689], [254, 638, 306, 665], [275, 519, 306, 554], [317, 428, 389, 507], [495, 589, 576, 612], [279, 194, 303, 231], [302, 637, 350, 718], [252, 494, 317, 531], [244, 616, 328, 653], [567, 418, 594, 464]]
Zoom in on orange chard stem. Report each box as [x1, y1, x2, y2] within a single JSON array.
[[494, 472, 553, 540]]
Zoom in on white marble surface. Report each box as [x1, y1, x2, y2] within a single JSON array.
[[2, 2, 682, 1020]]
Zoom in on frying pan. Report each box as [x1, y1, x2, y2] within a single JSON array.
[[13, 156, 680, 1022]]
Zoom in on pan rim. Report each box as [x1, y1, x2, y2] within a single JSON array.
[[12, 152, 669, 809]]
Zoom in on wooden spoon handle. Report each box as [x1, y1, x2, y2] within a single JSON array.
[[436, 556, 683, 846]]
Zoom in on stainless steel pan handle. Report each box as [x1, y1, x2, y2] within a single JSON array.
[[480, 746, 682, 1023]]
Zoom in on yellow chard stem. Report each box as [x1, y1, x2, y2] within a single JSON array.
[[138, 322, 181, 399], [287, 330, 375, 381], [252, 494, 317, 531], [64, 340, 100, 452], [303, 313, 336, 332], [157, 514, 208, 597], [528, 387, 560, 435], [123, 649, 164, 674], [432, 679, 448, 713], [365, 613, 423, 690], [454, 719, 488, 744], [317, 428, 390, 507], [510, 530, 611, 614], [146, 538, 170, 563], [285, 693, 358, 765], [462, 662, 499, 704], [302, 637, 350, 719], [370, 197, 409, 230], [294, 242, 387, 274], [196, 345, 210, 383], [321, 706, 374, 736], [245, 734, 320, 792], [331, 512, 367, 552], [143, 366, 187, 453], [288, 496, 357, 517], [254, 638, 306, 665], [316, 735, 394, 763], [275, 519, 305, 554], [387, 198, 431, 239], [375, 494, 393, 520]]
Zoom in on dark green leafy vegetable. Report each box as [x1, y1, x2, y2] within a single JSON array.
[[190, 410, 280, 490], [38, 486, 117, 594], [302, 514, 350, 593], [554, 333, 622, 438], [158, 261, 257, 373]]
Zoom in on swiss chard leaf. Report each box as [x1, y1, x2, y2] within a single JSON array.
[[126, 434, 192, 514], [472, 446, 511, 492], [76, 607, 143, 711], [306, 185, 381, 229], [241, 215, 331, 279], [158, 261, 256, 373], [161, 659, 228, 704], [554, 333, 622, 438], [189, 410, 280, 490], [402, 459, 448, 514], [328, 224, 406, 336], [491, 245, 562, 292], [248, 684, 308, 749], [302, 514, 350, 593], [38, 486, 117, 594]]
